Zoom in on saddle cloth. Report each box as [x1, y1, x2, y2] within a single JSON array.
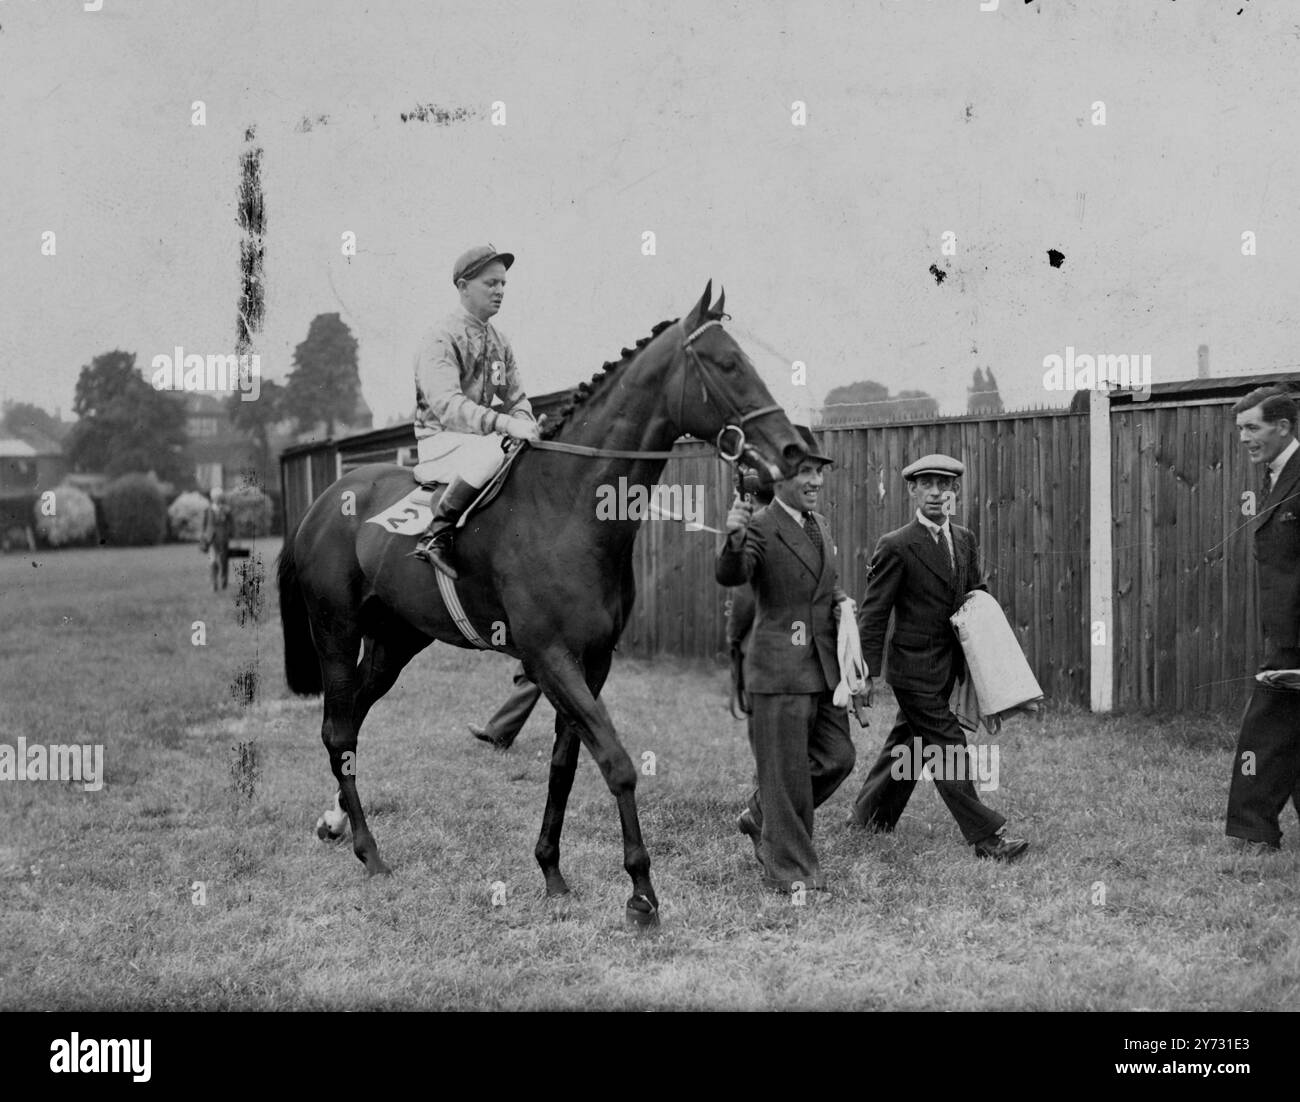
[[364, 444, 524, 535]]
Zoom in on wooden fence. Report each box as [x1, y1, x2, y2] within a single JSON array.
[[280, 382, 1293, 713], [1110, 400, 1260, 712], [619, 414, 1090, 708]]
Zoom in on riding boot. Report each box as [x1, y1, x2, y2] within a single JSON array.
[[409, 476, 480, 579], [210, 561, 220, 592]]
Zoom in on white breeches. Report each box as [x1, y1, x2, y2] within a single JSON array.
[[414, 431, 505, 487]]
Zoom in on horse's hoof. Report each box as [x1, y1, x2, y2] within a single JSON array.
[[544, 878, 571, 899], [625, 893, 659, 929], [364, 858, 392, 878], [316, 821, 343, 842]]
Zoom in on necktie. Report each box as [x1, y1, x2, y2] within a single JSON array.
[[932, 527, 954, 572], [802, 512, 823, 561], [1264, 467, 1274, 497]]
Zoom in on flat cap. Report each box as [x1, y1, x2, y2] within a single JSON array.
[[452, 244, 514, 285], [902, 453, 964, 481]]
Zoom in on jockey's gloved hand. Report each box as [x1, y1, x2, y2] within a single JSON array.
[[504, 417, 541, 443]]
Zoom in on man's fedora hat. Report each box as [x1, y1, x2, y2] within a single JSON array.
[[793, 424, 832, 467], [902, 453, 964, 481], [453, 244, 514, 285]]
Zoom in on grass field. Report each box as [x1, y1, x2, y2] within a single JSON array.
[[1, 541, 1297, 1011]]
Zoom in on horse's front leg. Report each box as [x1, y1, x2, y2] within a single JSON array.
[[530, 647, 658, 927], [534, 651, 613, 898], [535, 713, 581, 898]]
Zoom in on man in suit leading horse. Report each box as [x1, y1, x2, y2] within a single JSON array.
[[716, 427, 856, 897], [849, 454, 1029, 862], [410, 244, 541, 578], [1226, 384, 1300, 850]]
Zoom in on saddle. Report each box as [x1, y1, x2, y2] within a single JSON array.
[[422, 442, 524, 524]]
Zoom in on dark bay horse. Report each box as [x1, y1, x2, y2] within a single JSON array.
[[277, 282, 805, 925]]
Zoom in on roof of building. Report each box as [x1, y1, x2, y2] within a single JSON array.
[[0, 437, 38, 458]]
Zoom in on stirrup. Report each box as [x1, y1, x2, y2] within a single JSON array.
[[409, 532, 441, 562]]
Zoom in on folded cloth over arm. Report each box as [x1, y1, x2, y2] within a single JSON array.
[[835, 597, 869, 710]]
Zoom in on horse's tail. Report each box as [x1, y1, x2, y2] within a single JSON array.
[[277, 536, 322, 696]]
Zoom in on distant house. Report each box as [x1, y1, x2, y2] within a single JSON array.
[[0, 436, 57, 549], [0, 424, 69, 491], [181, 392, 259, 493]]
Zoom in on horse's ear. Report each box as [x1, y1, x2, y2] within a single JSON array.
[[714, 286, 726, 317], [684, 280, 713, 331]]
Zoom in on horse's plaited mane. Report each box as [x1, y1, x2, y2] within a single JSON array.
[[539, 318, 680, 440]]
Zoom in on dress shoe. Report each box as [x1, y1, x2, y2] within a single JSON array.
[[1241, 838, 1281, 852], [469, 723, 513, 750], [737, 810, 763, 865], [973, 832, 1030, 862]]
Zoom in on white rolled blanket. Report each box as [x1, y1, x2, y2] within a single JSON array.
[[949, 590, 1043, 716]]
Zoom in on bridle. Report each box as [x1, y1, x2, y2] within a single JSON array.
[[528, 316, 785, 465], [676, 318, 784, 463]]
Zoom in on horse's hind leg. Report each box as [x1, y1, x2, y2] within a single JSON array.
[[319, 649, 390, 876], [351, 619, 430, 731]]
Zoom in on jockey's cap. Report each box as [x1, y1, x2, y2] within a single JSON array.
[[453, 244, 514, 285]]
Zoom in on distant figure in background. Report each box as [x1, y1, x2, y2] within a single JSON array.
[[1226, 385, 1300, 850], [200, 487, 233, 591]]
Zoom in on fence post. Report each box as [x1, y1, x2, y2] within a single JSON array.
[[1089, 388, 1114, 712]]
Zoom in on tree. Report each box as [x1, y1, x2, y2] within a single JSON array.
[[821, 379, 937, 425], [968, 367, 1004, 415], [283, 313, 361, 438], [227, 377, 285, 483], [65, 350, 189, 483]]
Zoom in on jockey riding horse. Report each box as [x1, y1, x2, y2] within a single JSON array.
[[409, 244, 540, 578]]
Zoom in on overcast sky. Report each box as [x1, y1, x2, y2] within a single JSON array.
[[2, 0, 1298, 430]]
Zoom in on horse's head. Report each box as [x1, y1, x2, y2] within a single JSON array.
[[667, 281, 806, 483]]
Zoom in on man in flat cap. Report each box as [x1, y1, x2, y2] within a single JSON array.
[[849, 453, 1029, 861], [717, 427, 857, 897], [410, 244, 540, 578]]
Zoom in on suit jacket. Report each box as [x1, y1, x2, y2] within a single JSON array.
[[1255, 447, 1300, 670], [716, 504, 845, 695], [857, 517, 987, 694]]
